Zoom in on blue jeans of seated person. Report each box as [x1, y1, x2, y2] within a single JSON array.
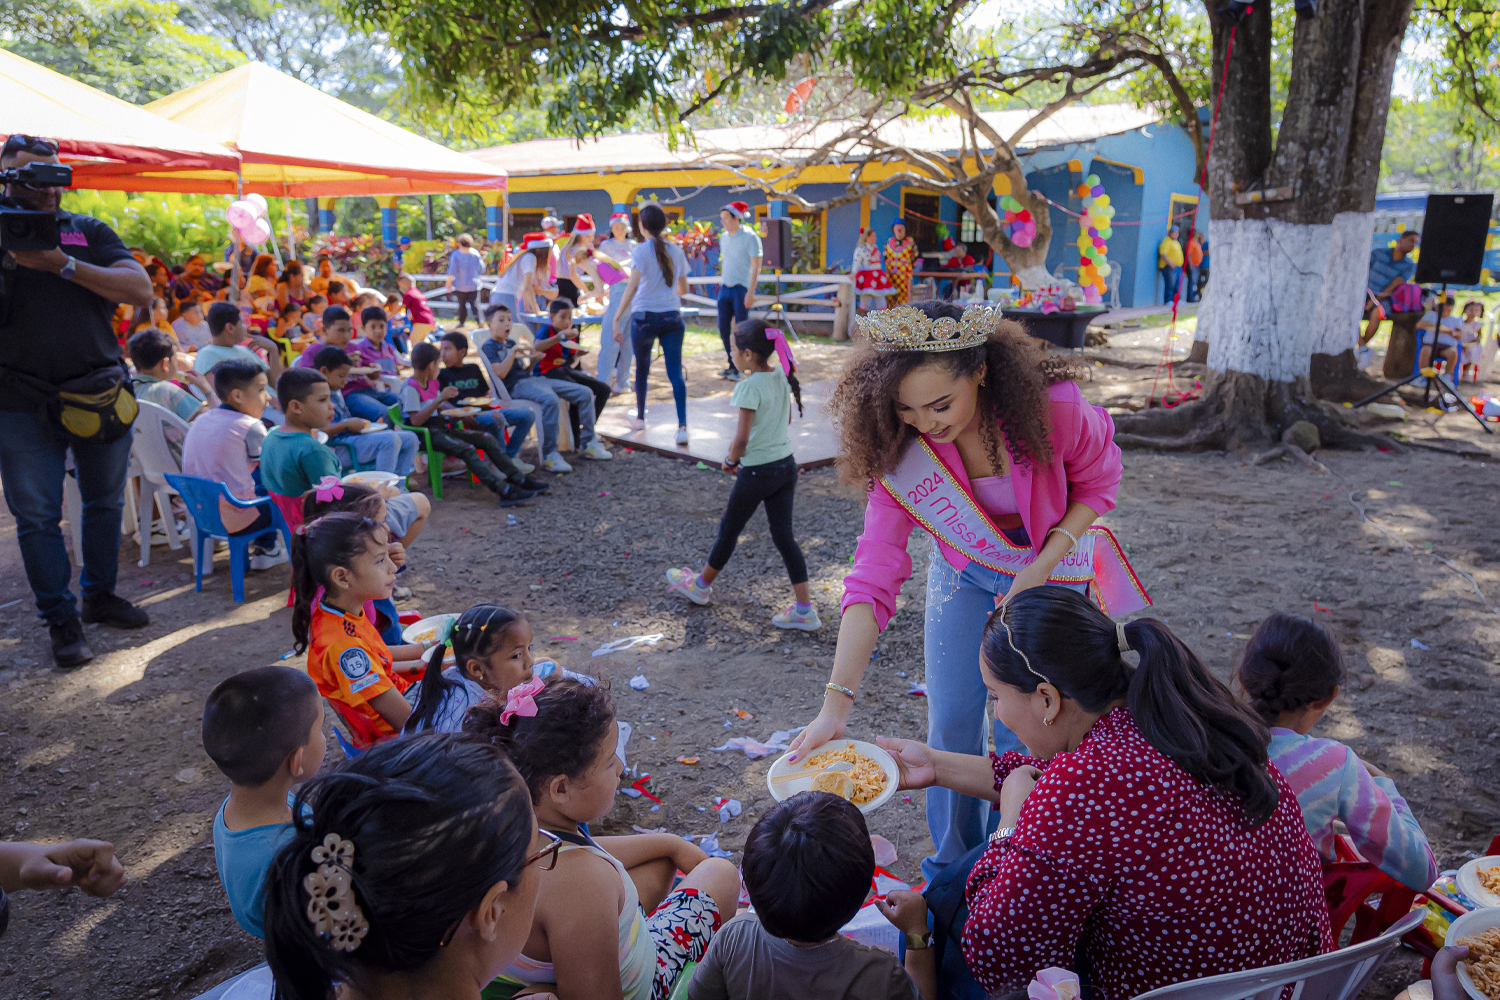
[[509, 377, 597, 454], [344, 387, 401, 423], [331, 428, 419, 476], [921, 534, 1089, 883], [0, 411, 133, 623], [474, 407, 536, 458]]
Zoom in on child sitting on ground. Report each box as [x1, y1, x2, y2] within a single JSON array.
[[1238, 612, 1438, 890], [171, 300, 212, 352], [202, 666, 326, 938], [314, 346, 420, 484], [466, 678, 741, 1000], [259, 369, 345, 499], [403, 603, 538, 734], [437, 330, 537, 471], [292, 512, 428, 748], [181, 359, 286, 568], [689, 790, 927, 1000], [128, 328, 214, 424], [401, 342, 545, 507]]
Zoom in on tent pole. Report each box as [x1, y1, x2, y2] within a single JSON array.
[[284, 187, 297, 262], [231, 175, 243, 296]]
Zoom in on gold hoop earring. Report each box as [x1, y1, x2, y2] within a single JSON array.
[[1043, 715, 1054, 727]]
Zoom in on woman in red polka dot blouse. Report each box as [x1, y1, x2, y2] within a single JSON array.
[[878, 588, 1332, 999]]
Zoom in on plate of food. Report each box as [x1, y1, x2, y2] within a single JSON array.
[[444, 406, 478, 418], [403, 613, 459, 647], [359, 421, 387, 434], [458, 397, 494, 407], [1458, 856, 1500, 909], [341, 470, 404, 489], [348, 366, 382, 375], [766, 738, 897, 815], [1445, 905, 1500, 1000]]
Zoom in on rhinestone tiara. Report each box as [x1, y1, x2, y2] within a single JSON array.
[[855, 305, 998, 353]]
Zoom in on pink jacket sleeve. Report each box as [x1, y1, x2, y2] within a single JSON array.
[[840, 484, 917, 631], [1049, 382, 1122, 517]]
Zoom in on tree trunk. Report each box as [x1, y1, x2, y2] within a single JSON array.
[[948, 158, 1054, 290], [1115, 0, 1412, 452]]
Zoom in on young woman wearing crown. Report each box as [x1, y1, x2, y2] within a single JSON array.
[[786, 300, 1149, 879]]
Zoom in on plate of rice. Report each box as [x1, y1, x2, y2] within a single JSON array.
[[1458, 857, 1500, 909], [766, 738, 898, 815], [1445, 905, 1500, 1000]]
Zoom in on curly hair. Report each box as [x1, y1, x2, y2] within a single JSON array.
[[462, 677, 615, 803], [1236, 612, 1345, 725], [830, 301, 1082, 485]]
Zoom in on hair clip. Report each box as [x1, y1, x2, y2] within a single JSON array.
[[303, 833, 369, 952], [1116, 621, 1131, 654], [314, 476, 344, 503], [997, 602, 1051, 686], [500, 677, 545, 725], [764, 328, 796, 376]]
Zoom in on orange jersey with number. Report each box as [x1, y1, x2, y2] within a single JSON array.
[[307, 600, 410, 748]]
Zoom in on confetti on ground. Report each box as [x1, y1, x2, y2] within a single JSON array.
[[676, 756, 700, 765], [593, 633, 665, 657], [1411, 638, 1431, 650], [629, 674, 651, 690], [733, 708, 754, 720], [140, 580, 154, 586], [1312, 602, 1330, 613], [713, 797, 742, 822], [907, 682, 928, 696], [550, 636, 578, 641]]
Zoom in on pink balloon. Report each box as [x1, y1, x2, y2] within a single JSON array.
[[240, 218, 272, 246], [244, 193, 269, 218], [225, 200, 257, 229]]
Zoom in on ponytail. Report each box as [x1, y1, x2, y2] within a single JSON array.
[[981, 587, 1279, 827], [639, 204, 674, 286], [733, 319, 804, 416], [290, 513, 386, 653], [403, 604, 525, 735]]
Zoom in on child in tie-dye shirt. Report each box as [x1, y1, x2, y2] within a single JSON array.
[[1238, 612, 1437, 891]]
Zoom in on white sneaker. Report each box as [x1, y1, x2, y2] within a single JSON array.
[[629, 416, 645, 430], [612, 380, 631, 393], [250, 536, 289, 571], [511, 458, 536, 475], [772, 604, 822, 631], [675, 427, 689, 446], [666, 566, 713, 605], [580, 441, 614, 461], [542, 452, 573, 473]]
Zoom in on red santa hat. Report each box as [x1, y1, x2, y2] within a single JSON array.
[[722, 201, 751, 221], [571, 213, 596, 236], [941, 236, 956, 253], [520, 232, 553, 252], [609, 211, 631, 228]]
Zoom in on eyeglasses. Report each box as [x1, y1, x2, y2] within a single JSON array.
[[1, 134, 58, 159], [436, 830, 562, 948]]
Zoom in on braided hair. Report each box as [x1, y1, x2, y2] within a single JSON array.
[[1236, 612, 1345, 725], [403, 604, 527, 735]]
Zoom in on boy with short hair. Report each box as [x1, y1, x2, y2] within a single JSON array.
[[193, 301, 286, 384], [181, 359, 285, 567], [401, 341, 545, 507], [436, 330, 536, 470], [534, 297, 612, 439], [689, 791, 928, 1000], [203, 666, 326, 938], [259, 369, 345, 498], [171, 300, 212, 351], [343, 305, 404, 422], [128, 328, 214, 423], [294, 305, 359, 369], [314, 346, 420, 482]]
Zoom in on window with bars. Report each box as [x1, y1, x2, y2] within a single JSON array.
[[959, 210, 983, 244]]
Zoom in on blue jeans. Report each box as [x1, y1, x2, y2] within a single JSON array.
[[716, 283, 749, 369], [510, 376, 596, 454], [596, 281, 632, 387], [330, 428, 420, 476], [345, 387, 400, 423], [475, 407, 535, 458], [1161, 265, 1180, 304], [0, 411, 133, 622], [920, 540, 1089, 882], [1185, 263, 1200, 302], [631, 311, 687, 426]]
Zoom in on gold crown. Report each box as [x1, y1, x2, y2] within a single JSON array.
[[855, 305, 998, 353]]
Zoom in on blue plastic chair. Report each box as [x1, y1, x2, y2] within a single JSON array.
[[163, 473, 292, 602]]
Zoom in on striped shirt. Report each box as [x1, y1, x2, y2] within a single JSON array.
[[1268, 728, 1437, 890]]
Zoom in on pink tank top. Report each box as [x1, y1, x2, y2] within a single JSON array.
[[970, 474, 1019, 520]]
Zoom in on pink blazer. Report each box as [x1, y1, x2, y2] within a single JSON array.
[[842, 380, 1122, 629]]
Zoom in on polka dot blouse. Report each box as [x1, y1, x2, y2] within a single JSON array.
[[963, 707, 1332, 998]]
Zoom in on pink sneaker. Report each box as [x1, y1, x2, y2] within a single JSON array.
[[772, 604, 822, 631], [665, 566, 712, 605]]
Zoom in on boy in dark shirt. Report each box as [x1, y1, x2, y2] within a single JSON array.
[[436, 331, 536, 467]]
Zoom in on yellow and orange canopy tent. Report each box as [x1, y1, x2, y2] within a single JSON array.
[[144, 62, 506, 198], [1, 48, 240, 191]]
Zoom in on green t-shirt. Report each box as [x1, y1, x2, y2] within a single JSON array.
[[731, 369, 793, 467], [259, 427, 343, 497]]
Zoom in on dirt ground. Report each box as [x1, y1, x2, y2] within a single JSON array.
[[1, 329, 1498, 999]]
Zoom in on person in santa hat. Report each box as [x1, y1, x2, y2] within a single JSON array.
[[594, 211, 638, 392], [716, 201, 763, 382], [488, 232, 553, 333], [554, 213, 595, 307]]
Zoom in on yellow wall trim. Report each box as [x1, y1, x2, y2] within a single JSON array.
[[1092, 157, 1144, 185]]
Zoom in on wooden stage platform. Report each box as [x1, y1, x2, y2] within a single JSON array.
[[596, 380, 839, 469]]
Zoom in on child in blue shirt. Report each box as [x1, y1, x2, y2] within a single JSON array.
[[203, 666, 326, 938], [314, 346, 420, 482]]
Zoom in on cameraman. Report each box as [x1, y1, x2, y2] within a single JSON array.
[[0, 134, 154, 668]]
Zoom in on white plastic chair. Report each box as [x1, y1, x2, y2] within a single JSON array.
[[130, 400, 196, 567], [473, 331, 570, 457], [1131, 909, 1423, 1000]]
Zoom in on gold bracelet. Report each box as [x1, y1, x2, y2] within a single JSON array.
[[825, 682, 855, 701], [1046, 526, 1079, 553]]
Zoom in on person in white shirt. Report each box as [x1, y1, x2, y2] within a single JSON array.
[[612, 204, 691, 445], [488, 234, 552, 333], [170, 300, 212, 351]]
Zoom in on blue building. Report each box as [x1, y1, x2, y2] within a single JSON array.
[[469, 103, 1206, 308]]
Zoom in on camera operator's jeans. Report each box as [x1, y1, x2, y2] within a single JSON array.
[[0, 412, 132, 622]]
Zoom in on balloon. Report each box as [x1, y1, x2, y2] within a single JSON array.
[[241, 218, 272, 245], [1085, 173, 1100, 186], [1083, 285, 1102, 304], [1098, 262, 1111, 277], [1087, 227, 1098, 238], [1076, 184, 1089, 197], [1095, 195, 1110, 208], [244, 193, 269, 217], [1018, 210, 1031, 222], [1005, 211, 1016, 222], [1091, 185, 1104, 197], [225, 200, 257, 229]]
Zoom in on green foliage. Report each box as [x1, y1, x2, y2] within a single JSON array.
[[1380, 93, 1500, 192], [1408, 0, 1500, 140], [61, 191, 233, 261], [0, 0, 243, 103]]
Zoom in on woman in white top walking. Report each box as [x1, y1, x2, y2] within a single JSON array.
[[490, 233, 552, 333], [612, 204, 691, 445]]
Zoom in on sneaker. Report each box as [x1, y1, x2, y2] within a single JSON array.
[[666, 566, 713, 605], [497, 485, 540, 507], [250, 536, 289, 571], [392, 584, 413, 601], [515, 475, 551, 493], [772, 604, 823, 632], [629, 416, 645, 431], [511, 458, 536, 475], [719, 367, 741, 381], [580, 441, 613, 461], [80, 593, 150, 630], [542, 452, 573, 474], [612, 379, 631, 394], [49, 616, 94, 669], [675, 427, 689, 446]]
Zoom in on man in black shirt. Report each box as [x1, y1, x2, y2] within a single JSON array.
[[0, 136, 155, 667]]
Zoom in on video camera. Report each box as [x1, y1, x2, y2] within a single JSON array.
[[0, 161, 72, 253]]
